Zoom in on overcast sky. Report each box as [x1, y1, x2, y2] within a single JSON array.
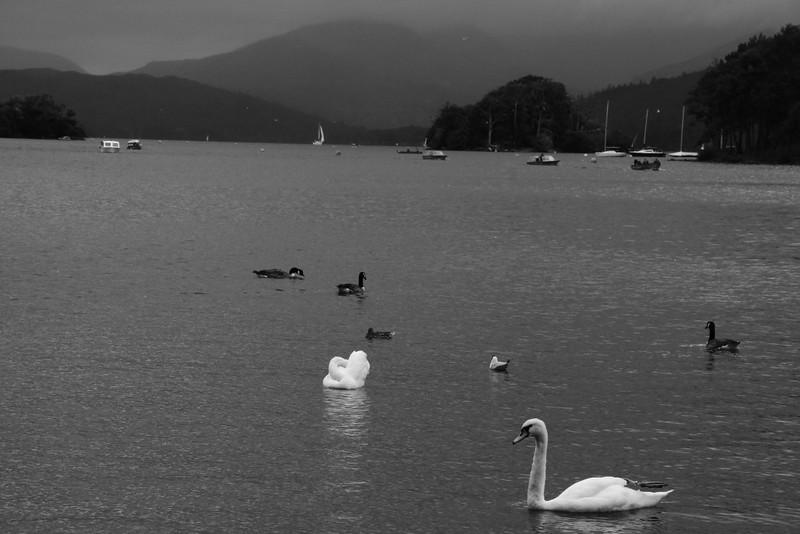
[[2, 0, 798, 74]]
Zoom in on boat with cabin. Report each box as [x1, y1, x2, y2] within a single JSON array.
[[98, 140, 120, 153]]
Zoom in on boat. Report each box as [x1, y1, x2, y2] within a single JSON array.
[[397, 147, 423, 154], [526, 153, 559, 166], [98, 140, 120, 153], [667, 106, 699, 161], [629, 108, 666, 157], [631, 159, 661, 171], [126, 139, 142, 150], [595, 101, 627, 157], [312, 123, 325, 146], [422, 149, 447, 160]]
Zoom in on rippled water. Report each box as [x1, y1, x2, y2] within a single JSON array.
[[1, 139, 798, 533]]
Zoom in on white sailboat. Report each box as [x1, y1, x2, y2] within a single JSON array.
[[312, 123, 325, 146], [595, 101, 627, 157], [667, 106, 699, 161], [629, 108, 666, 157]]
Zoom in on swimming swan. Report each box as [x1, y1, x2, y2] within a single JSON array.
[[489, 355, 510, 372], [337, 271, 366, 296], [512, 418, 673, 512], [323, 350, 370, 389], [705, 321, 740, 352], [253, 267, 305, 279]]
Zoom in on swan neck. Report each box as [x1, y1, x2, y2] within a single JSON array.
[[528, 432, 548, 507], [707, 324, 715, 342]]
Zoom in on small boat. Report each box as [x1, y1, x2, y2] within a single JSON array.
[[595, 101, 627, 157], [365, 328, 395, 340], [631, 159, 661, 171], [526, 153, 559, 166], [667, 106, 699, 161], [629, 108, 666, 157], [126, 139, 142, 150], [98, 140, 120, 153], [397, 147, 423, 154], [422, 149, 447, 160], [312, 123, 325, 146]]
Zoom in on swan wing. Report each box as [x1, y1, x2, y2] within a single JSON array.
[[548, 478, 673, 512]]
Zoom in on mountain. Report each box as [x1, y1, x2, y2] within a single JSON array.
[[134, 20, 526, 129], [0, 45, 85, 73], [0, 68, 381, 143]]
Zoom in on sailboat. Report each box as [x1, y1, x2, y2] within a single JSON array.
[[630, 108, 666, 157], [667, 106, 699, 161], [595, 101, 627, 157], [312, 123, 325, 146]]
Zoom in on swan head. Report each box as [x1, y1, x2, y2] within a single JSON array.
[[513, 418, 546, 444], [289, 267, 305, 278], [705, 321, 715, 330]]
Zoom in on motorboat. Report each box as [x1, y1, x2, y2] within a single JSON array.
[[98, 140, 120, 153], [631, 159, 661, 171], [422, 149, 447, 160], [526, 153, 559, 166], [629, 147, 666, 158], [126, 139, 142, 150]]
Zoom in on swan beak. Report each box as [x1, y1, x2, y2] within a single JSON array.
[[512, 430, 529, 445]]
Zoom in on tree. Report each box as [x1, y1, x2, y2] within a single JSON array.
[[0, 94, 86, 139]]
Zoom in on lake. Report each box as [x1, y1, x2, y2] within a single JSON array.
[[1, 139, 798, 533]]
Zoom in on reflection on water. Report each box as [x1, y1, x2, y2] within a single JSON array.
[[321, 388, 371, 529], [527, 508, 669, 534]]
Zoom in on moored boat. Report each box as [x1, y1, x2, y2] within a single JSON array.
[[526, 153, 559, 166], [667, 106, 699, 161], [98, 139, 120, 153], [422, 149, 447, 160], [126, 139, 142, 150]]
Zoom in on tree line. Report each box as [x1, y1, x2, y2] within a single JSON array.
[[0, 94, 86, 139]]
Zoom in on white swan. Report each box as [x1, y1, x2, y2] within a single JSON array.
[[489, 355, 510, 372], [512, 418, 673, 512], [323, 350, 370, 389]]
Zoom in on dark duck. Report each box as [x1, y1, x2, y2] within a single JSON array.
[[253, 267, 305, 279], [366, 327, 394, 340], [337, 271, 366, 296], [705, 321, 741, 352]]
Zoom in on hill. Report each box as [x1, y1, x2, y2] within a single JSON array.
[[134, 20, 525, 129], [0, 69, 385, 143], [0, 45, 85, 73]]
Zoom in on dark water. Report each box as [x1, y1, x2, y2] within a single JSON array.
[[1, 139, 798, 533]]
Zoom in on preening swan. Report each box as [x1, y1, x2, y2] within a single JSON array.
[[512, 418, 673, 512], [337, 271, 366, 296], [253, 267, 305, 279], [366, 328, 394, 339], [489, 355, 510, 372], [323, 350, 370, 389], [705, 321, 740, 352]]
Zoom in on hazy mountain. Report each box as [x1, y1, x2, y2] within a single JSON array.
[[0, 69, 383, 143], [0, 45, 85, 73], [134, 20, 526, 129]]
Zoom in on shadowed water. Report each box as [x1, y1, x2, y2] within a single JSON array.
[[1, 139, 798, 532]]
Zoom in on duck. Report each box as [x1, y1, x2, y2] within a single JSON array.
[[705, 321, 740, 352], [366, 327, 394, 340], [337, 271, 366, 296], [513, 418, 673, 512], [253, 267, 305, 279], [489, 355, 510, 372]]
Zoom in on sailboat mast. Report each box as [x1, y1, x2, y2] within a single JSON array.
[[603, 101, 610, 149], [679, 105, 686, 151], [643, 108, 649, 146]]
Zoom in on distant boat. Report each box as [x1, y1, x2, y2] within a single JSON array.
[[126, 139, 142, 150], [631, 159, 661, 171], [595, 101, 627, 157], [98, 139, 120, 153], [312, 123, 325, 145], [397, 147, 423, 154], [526, 153, 559, 166], [667, 106, 699, 161], [422, 149, 447, 160], [629, 108, 666, 157]]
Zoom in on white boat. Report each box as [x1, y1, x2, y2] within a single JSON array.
[[667, 106, 699, 161], [595, 101, 627, 157], [629, 108, 666, 157], [526, 153, 559, 166], [312, 123, 325, 145], [422, 149, 447, 160], [98, 140, 120, 153]]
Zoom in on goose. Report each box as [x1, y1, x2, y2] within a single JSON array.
[[489, 355, 510, 372], [366, 328, 394, 340], [337, 271, 366, 296], [513, 418, 673, 512], [253, 267, 305, 279], [705, 321, 740, 352], [322, 350, 370, 389]]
